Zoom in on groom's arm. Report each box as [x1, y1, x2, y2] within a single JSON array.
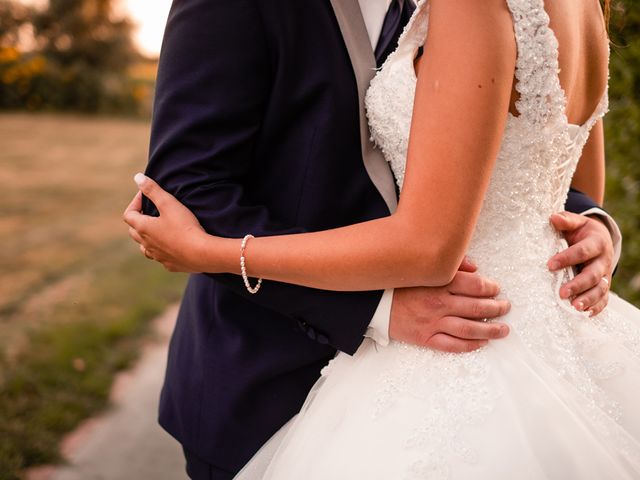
[[142, 0, 381, 355]]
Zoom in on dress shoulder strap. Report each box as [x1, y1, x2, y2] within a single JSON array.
[[505, 0, 568, 128], [389, 0, 431, 61]]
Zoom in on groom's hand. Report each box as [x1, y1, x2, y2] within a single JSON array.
[[389, 271, 511, 353], [548, 211, 614, 316]]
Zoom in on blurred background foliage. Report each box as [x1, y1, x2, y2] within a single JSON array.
[[0, 1, 179, 478], [0, 0, 155, 115]]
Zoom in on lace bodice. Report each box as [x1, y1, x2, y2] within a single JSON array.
[[365, 0, 609, 308]]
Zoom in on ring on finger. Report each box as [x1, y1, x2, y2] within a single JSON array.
[[481, 318, 489, 323]]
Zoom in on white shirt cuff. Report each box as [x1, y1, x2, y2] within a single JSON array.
[[581, 207, 622, 271], [366, 289, 393, 347]]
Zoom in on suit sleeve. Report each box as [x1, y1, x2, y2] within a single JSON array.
[[142, 0, 382, 355], [565, 188, 603, 214]]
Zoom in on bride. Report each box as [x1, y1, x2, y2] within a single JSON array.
[[125, 0, 640, 477]]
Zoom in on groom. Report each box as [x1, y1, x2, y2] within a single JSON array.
[[140, 0, 621, 478]]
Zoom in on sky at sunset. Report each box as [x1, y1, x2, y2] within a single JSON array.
[[121, 0, 172, 56], [20, 0, 173, 57]]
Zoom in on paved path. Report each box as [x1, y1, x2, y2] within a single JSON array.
[[42, 306, 187, 480]]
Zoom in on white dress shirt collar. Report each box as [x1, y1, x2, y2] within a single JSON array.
[[358, 0, 394, 49]]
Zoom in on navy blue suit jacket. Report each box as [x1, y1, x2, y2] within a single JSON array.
[[144, 0, 604, 472]]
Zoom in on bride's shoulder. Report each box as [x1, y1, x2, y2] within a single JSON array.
[[425, 0, 515, 29], [424, 0, 516, 45]]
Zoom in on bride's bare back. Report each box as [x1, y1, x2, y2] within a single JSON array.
[[549, 0, 609, 202], [548, 0, 609, 125]]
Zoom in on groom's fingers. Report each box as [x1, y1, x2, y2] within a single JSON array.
[[587, 294, 609, 317], [571, 275, 610, 313], [548, 238, 600, 272], [447, 271, 500, 298], [426, 333, 488, 354], [549, 214, 612, 275], [458, 256, 478, 273], [438, 316, 509, 340], [549, 211, 588, 233], [560, 257, 608, 300], [448, 295, 511, 320]]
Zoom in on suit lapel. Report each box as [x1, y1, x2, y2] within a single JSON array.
[[329, 0, 398, 213]]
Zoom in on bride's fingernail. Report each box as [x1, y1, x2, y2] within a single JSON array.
[[548, 260, 559, 271], [575, 301, 584, 311], [134, 173, 147, 186]]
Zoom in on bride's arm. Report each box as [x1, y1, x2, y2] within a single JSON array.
[[128, 0, 516, 292]]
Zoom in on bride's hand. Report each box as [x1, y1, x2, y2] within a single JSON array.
[[123, 174, 209, 273]]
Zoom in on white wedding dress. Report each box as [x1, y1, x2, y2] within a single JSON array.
[[236, 0, 640, 478]]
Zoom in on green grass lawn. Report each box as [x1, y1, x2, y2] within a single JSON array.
[[0, 113, 186, 479]]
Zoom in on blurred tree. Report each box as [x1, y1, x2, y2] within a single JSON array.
[[0, 1, 34, 48], [0, 0, 144, 114], [605, 0, 640, 305], [32, 0, 136, 74]]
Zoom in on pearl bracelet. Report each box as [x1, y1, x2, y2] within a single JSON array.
[[240, 234, 263, 294]]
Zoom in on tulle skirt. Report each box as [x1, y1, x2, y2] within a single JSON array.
[[236, 294, 640, 479]]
